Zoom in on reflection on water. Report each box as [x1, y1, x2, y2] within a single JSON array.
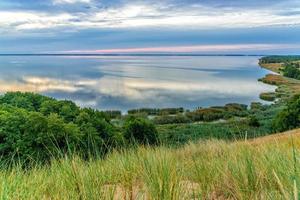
[[0, 56, 276, 111]]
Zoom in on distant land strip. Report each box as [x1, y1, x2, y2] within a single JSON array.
[[0, 53, 273, 57]]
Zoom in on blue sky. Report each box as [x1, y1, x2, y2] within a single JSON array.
[[1, 0, 300, 54]]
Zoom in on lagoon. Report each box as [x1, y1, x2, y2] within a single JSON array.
[[0, 55, 276, 112]]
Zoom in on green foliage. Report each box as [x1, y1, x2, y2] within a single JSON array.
[[186, 108, 224, 122], [260, 56, 300, 64], [0, 91, 284, 164], [260, 92, 277, 101], [282, 64, 300, 80], [273, 95, 300, 132], [248, 116, 260, 127], [0, 92, 52, 111], [124, 117, 158, 145], [154, 114, 191, 125], [260, 56, 300, 80], [104, 110, 122, 119], [128, 107, 184, 115], [250, 102, 265, 111], [0, 108, 82, 162], [0, 92, 124, 163]]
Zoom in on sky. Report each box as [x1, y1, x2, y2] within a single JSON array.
[[0, 0, 300, 54]]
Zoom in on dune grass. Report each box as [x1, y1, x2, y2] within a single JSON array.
[[0, 131, 300, 199]]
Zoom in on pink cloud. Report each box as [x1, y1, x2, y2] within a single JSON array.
[[62, 44, 300, 54]]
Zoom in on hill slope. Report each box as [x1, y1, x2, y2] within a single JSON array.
[[248, 128, 300, 145], [1, 128, 299, 200]]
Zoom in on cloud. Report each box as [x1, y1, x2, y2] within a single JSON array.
[[0, 11, 75, 30], [53, 0, 91, 5], [62, 44, 300, 53], [1, 2, 300, 31]]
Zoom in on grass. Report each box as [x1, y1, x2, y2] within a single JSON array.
[[157, 121, 273, 146], [260, 63, 283, 73], [259, 65, 300, 100], [259, 92, 277, 101], [0, 129, 299, 199]]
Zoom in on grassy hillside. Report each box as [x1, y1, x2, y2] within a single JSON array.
[[0, 129, 300, 199]]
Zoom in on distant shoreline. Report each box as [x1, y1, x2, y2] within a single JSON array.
[[0, 53, 273, 57]]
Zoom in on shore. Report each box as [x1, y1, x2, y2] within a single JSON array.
[[259, 62, 300, 101]]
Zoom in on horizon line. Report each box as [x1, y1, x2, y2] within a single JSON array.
[[0, 53, 295, 57]]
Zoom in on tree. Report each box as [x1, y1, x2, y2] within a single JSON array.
[[124, 117, 158, 145], [282, 64, 300, 80], [273, 95, 300, 132], [248, 116, 260, 127]]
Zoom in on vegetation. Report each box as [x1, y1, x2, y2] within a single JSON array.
[[0, 92, 158, 164], [128, 107, 184, 116], [273, 94, 300, 132], [124, 117, 158, 145], [104, 110, 122, 119], [259, 55, 300, 64], [259, 92, 277, 101], [154, 103, 248, 125], [0, 56, 298, 198], [259, 56, 300, 100], [0, 132, 299, 199], [282, 63, 300, 80], [248, 115, 260, 127]]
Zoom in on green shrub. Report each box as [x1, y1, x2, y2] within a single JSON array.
[[104, 110, 122, 119], [124, 117, 158, 145], [186, 108, 224, 122], [273, 94, 300, 132], [0, 92, 123, 163], [154, 114, 191, 125], [250, 102, 264, 111], [248, 116, 260, 127], [260, 92, 276, 101], [0, 108, 82, 162]]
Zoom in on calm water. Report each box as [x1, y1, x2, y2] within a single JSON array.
[[0, 56, 276, 111]]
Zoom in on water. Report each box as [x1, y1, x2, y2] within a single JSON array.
[[0, 55, 276, 112]]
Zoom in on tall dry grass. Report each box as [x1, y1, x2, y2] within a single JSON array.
[[0, 134, 299, 199]]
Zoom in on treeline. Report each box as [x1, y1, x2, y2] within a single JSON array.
[[259, 56, 300, 64], [0, 92, 158, 163], [260, 56, 300, 80], [154, 103, 249, 125], [103, 110, 122, 119], [128, 107, 184, 115], [282, 63, 300, 80]]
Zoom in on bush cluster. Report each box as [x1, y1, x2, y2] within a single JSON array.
[[0, 92, 158, 163], [282, 64, 300, 80], [128, 107, 184, 115], [154, 103, 249, 125], [273, 94, 300, 132]]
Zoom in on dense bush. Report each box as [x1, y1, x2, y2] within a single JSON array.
[[250, 102, 264, 111], [282, 64, 300, 80], [186, 108, 224, 122], [0, 107, 81, 161], [128, 107, 184, 116], [248, 116, 260, 127], [0, 92, 126, 163], [273, 95, 300, 132], [124, 117, 158, 145], [153, 114, 191, 125], [259, 92, 276, 101], [104, 110, 122, 119]]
